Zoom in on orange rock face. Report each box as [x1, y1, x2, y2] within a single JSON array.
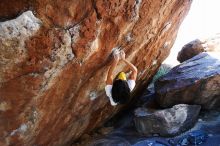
[[0, 0, 192, 145]]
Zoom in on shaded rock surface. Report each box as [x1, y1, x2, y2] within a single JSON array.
[[77, 107, 220, 146], [177, 34, 220, 63], [134, 104, 201, 137], [156, 52, 220, 110], [0, 0, 192, 145]]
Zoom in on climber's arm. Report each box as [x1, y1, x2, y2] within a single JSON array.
[[106, 55, 119, 85], [123, 59, 137, 80], [120, 51, 137, 80]]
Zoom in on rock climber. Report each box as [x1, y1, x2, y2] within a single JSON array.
[[105, 49, 138, 106]]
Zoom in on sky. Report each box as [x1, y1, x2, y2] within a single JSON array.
[[164, 0, 220, 65]]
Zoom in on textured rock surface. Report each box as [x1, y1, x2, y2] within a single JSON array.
[[177, 35, 220, 63], [77, 107, 220, 146], [156, 53, 220, 109], [0, 0, 192, 145], [177, 39, 205, 63], [134, 104, 201, 137]]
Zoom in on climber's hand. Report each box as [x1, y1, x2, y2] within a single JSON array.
[[120, 50, 125, 60], [114, 53, 120, 62]]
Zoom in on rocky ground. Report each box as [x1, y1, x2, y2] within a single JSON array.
[[73, 95, 220, 146]]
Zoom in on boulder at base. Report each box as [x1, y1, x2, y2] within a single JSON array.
[[156, 53, 220, 109], [177, 35, 220, 63], [134, 104, 201, 137]]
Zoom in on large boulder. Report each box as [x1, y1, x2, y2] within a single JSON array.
[[0, 0, 192, 145], [156, 53, 220, 109], [177, 35, 220, 63], [177, 39, 205, 63], [134, 104, 201, 137]]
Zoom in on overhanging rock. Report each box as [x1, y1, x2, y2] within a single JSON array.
[[0, 0, 192, 145]]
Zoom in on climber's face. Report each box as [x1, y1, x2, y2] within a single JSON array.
[[116, 72, 126, 81]]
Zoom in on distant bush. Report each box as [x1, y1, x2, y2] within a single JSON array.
[[152, 64, 172, 84], [147, 64, 172, 91]]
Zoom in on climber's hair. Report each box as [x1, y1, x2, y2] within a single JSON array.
[[112, 79, 131, 104]]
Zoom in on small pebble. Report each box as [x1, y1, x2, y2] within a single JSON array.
[[198, 119, 203, 122], [153, 133, 159, 137], [208, 134, 213, 137]]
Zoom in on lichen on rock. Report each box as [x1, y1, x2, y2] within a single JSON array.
[[0, 11, 42, 83]]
